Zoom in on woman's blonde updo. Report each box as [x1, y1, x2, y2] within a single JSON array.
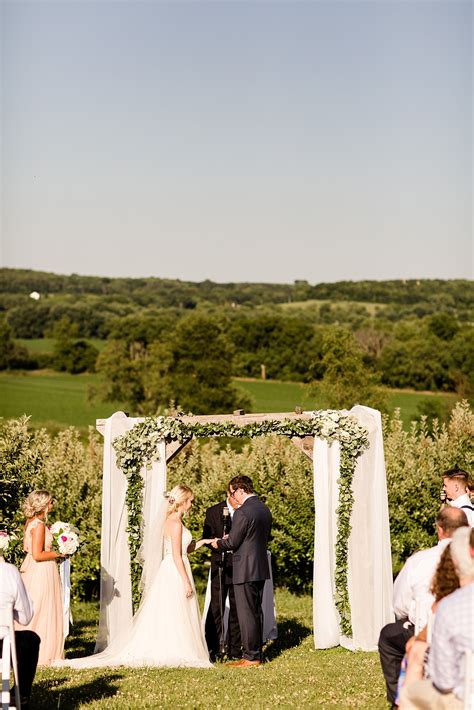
[[23, 490, 53, 520], [165, 485, 193, 515]]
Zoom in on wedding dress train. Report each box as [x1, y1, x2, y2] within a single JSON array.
[[57, 525, 212, 669]]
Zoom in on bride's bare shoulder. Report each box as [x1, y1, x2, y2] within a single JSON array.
[[164, 515, 182, 535]]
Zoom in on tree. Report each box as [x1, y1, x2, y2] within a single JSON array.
[[311, 326, 386, 411], [52, 317, 99, 374], [0, 319, 17, 369], [144, 314, 251, 414], [0, 318, 32, 370], [379, 325, 454, 391], [427, 312, 460, 341], [450, 327, 474, 398], [95, 340, 145, 409], [97, 315, 251, 415]]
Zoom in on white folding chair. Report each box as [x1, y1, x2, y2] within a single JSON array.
[[414, 598, 422, 635], [0, 603, 21, 710], [465, 649, 474, 710]]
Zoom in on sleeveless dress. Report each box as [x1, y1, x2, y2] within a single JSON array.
[[57, 525, 212, 668], [16, 519, 64, 665]]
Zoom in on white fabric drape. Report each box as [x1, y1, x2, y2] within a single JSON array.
[[340, 405, 394, 650], [59, 559, 72, 639], [95, 413, 167, 653], [312, 437, 341, 649], [311, 406, 393, 651]]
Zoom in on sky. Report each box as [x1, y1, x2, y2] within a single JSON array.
[[1, 0, 472, 284]]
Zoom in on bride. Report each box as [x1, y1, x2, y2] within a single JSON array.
[[58, 484, 214, 668]]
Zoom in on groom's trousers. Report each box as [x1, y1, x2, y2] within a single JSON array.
[[234, 580, 265, 662]]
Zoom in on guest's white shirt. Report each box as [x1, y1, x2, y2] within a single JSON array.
[[0, 560, 34, 636], [428, 582, 474, 700], [449, 493, 474, 526], [393, 539, 451, 627]]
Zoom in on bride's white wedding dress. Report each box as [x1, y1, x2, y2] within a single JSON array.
[[58, 524, 212, 669]]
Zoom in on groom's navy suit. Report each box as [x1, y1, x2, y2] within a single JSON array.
[[217, 496, 272, 661], [202, 500, 241, 659]]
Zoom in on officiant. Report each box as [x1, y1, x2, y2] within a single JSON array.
[[202, 484, 242, 661]]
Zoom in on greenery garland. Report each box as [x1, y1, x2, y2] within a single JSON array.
[[113, 411, 369, 636]]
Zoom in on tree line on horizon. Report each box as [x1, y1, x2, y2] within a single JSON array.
[[0, 268, 472, 418], [1, 266, 473, 309]]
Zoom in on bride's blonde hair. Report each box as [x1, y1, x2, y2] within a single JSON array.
[[165, 485, 193, 515], [23, 490, 53, 519]]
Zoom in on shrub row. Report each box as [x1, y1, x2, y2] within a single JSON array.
[[1, 402, 472, 598]]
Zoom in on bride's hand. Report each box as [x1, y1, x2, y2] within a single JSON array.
[[184, 582, 193, 599], [190, 538, 214, 551]]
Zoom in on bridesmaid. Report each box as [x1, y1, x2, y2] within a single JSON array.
[[17, 490, 64, 665]]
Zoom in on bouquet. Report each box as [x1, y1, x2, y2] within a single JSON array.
[[50, 521, 82, 557]]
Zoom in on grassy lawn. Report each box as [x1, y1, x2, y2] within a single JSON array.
[[32, 591, 387, 709], [0, 371, 122, 432], [0, 370, 458, 433], [235, 378, 458, 429]]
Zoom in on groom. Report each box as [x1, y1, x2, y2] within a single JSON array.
[[212, 475, 272, 667]]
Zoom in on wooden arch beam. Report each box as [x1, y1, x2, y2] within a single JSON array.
[[96, 410, 315, 464]]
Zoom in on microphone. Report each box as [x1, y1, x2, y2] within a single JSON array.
[[222, 507, 231, 535]]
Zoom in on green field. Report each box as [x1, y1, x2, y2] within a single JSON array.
[[0, 370, 458, 432], [234, 378, 457, 428], [32, 590, 386, 709], [0, 371, 122, 431], [279, 298, 387, 316], [17, 338, 107, 353]]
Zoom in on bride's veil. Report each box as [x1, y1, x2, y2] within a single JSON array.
[[137, 494, 169, 601]]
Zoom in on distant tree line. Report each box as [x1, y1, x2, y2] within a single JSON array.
[[1, 267, 473, 312], [0, 269, 472, 413]]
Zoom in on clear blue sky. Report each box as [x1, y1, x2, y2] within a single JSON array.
[[1, 0, 472, 283]]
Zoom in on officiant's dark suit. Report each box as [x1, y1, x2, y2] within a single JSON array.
[[216, 476, 272, 664], [202, 499, 241, 660]]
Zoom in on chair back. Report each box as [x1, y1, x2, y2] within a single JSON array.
[[414, 598, 423, 635], [0, 602, 20, 710], [465, 649, 474, 710]]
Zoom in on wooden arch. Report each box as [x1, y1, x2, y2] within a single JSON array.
[[97, 409, 316, 461]]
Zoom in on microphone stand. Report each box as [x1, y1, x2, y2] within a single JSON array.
[[219, 507, 230, 657]]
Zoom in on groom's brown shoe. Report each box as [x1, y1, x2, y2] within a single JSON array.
[[227, 658, 262, 668]]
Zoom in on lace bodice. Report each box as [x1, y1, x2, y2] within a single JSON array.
[[163, 525, 192, 557]]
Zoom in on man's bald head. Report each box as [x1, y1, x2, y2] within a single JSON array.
[[436, 506, 469, 539]]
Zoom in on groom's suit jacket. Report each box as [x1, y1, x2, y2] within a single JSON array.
[[217, 496, 272, 585]]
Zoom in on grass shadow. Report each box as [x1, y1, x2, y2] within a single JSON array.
[[263, 617, 312, 661], [32, 672, 123, 709], [65, 618, 98, 658]]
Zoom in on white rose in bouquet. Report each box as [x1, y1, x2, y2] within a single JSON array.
[[56, 530, 80, 556], [50, 521, 82, 557]]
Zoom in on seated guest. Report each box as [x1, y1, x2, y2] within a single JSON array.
[[378, 507, 468, 708], [0, 552, 40, 710], [397, 544, 460, 694], [399, 526, 474, 709], [442, 468, 474, 526]]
